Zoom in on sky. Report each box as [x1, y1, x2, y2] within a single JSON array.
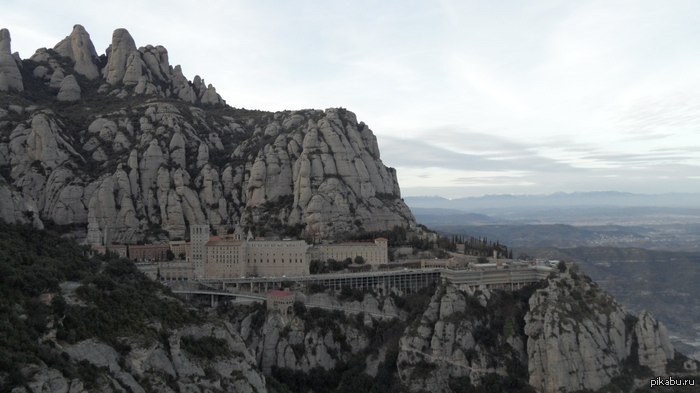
[[3, 0, 700, 198]]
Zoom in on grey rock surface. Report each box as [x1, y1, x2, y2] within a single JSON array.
[[0, 26, 414, 240], [57, 75, 81, 102], [0, 28, 24, 92], [104, 28, 137, 85], [53, 24, 99, 79]]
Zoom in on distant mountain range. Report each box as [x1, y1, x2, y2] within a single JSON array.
[[405, 191, 700, 210], [406, 192, 700, 226]]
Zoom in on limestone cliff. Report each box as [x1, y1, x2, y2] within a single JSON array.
[[0, 25, 415, 241], [395, 264, 684, 393], [230, 293, 403, 375], [13, 324, 267, 393], [2, 219, 692, 393]]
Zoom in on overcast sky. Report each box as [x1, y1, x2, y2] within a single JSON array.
[[4, 0, 700, 197]]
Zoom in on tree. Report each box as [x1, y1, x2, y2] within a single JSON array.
[[354, 256, 365, 265], [166, 249, 175, 261], [557, 261, 567, 272]]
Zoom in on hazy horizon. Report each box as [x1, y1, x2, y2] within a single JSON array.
[[402, 190, 700, 199], [4, 0, 700, 198]]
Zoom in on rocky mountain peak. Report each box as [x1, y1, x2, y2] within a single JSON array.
[[104, 27, 137, 84], [0, 28, 11, 54], [0, 25, 415, 241], [0, 28, 24, 92], [53, 24, 99, 80]]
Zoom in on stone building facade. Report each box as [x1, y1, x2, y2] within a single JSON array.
[[128, 244, 170, 261], [266, 290, 294, 315], [191, 224, 210, 279], [310, 238, 388, 265], [205, 235, 309, 278], [169, 240, 190, 260]]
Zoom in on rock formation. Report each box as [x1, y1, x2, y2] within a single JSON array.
[[395, 265, 680, 393], [524, 266, 675, 393], [56, 74, 81, 101], [0, 28, 23, 92], [53, 24, 99, 80], [13, 316, 268, 393], [103, 28, 137, 85], [0, 25, 415, 242], [230, 291, 403, 377]]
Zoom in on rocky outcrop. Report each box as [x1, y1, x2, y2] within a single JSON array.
[[53, 24, 99, 80], [524, 265, 674, 393], [232, 292, 401, 377], [635, 310, 674, 375], [56, 75, 81, 102], [395, 266, 679, 393], [103, 28, 137, 85], [13, 324, 267, 393], [397, 285, 530, 393], [0, 28, 23, 92], [0, 26, 414, 241]]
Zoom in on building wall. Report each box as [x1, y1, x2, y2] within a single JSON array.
[[108, 245, 128, 259], [191, 224, 210, 279], [128, 244, 170, 261], [136, 262, 194, 281], [158, 261, 194, 281], [169, 241, 190, 260], [312, 238, 388, 265], [246, 240, 308, 277], [203, 237, 309, 278], [266, 291, 294, 314], [206, 239, 246, 279]]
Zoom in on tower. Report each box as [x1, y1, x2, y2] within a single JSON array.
[[190, 224, 210, 279]]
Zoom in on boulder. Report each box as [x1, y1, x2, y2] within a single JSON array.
[[57, 75, 81, 102], [48, 68, 65, 89]]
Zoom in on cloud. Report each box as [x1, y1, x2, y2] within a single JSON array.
[[3, 0, 700, 197]]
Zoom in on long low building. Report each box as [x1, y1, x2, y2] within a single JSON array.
[[137, 261, 194, 281], [205, 235, 309, 278], [309, 238, 388, 265], [95, 225, 390, 280], [441, 266, 552, 291], [128, 244, 170, 261]]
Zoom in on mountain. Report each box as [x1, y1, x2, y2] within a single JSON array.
[[405, 192, 700, 211], [405, 192, 700, 226], [0, 223, 267, 392], [410, 208, 504, 226], [0, 25, 415, 242], [515, 247, 700, 361], [2, 223, 696, 393]]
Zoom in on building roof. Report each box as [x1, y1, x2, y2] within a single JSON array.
[[320, 240, 381, 246], [269, 290, 293, 297]]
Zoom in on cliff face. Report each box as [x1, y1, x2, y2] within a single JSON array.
[[0, 25, 415, 241], [230, 293, 402, 374], [524, 266, 678, 393], [395, 265, 679, 393], [0, 223, 267, 393], [396, 285, 534, 392], [14, 324, 267, 393], [2, 221, 692, 393]]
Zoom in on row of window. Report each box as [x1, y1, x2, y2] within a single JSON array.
[[208, 258, 304, 264]]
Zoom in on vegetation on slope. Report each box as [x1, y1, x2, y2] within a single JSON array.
[[0, 222, 197, 390]]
